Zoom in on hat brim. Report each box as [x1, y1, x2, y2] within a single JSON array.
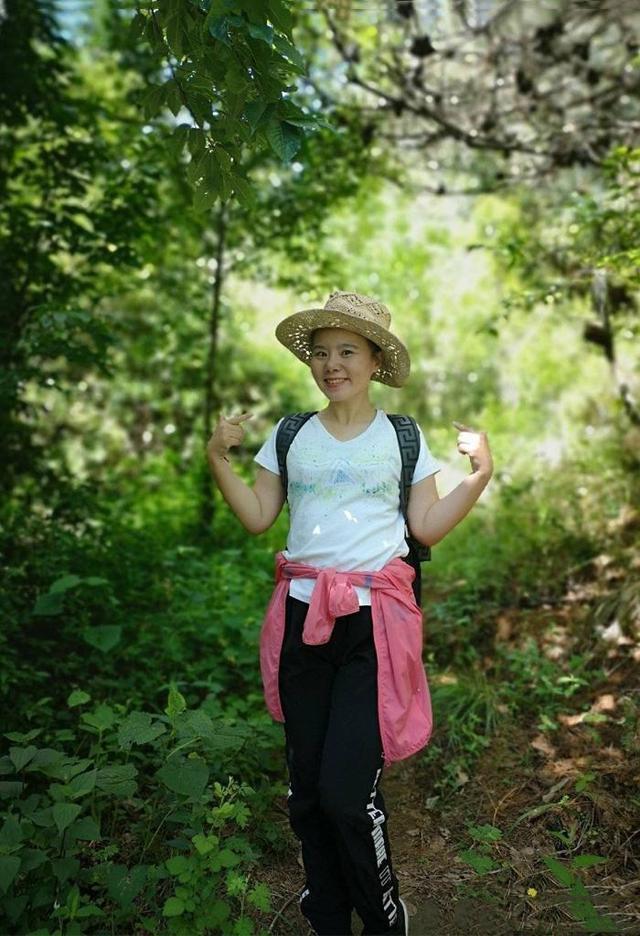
[[275, 308, 410, 388]]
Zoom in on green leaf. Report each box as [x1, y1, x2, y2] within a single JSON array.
[[40, 755, 92, 782], [0, 856, 21, 894], [141, 83, 167, 120], [51, 856, 80, 884], [165, 685, 187, 720], [582, 914, 617, 932], [193, 833, 218, 855], [50, 574, 83, 593], [19, 848, 48, 872], [575, 772, 596, 792], [215, 848, 242, 869], [30, 807, 54, 828], [163, 896, 185, 917], [67, 690, 91, 708], [247, 882, 271, 912], [157, 758, 209, 799], [267, 0, 292, 35], [272, 33, 306, 72], [118, 712, 166, 749], [209, 16, 232, 47], [70, 212, 95, 233], [32, 590, 65, 616], [52, 802, 82, 836], [105, 864, 148, 908], [82, 625, 122, 653], [247, 22, 273, 44], [468, 824, 503, 843], [9, 746, 38, 772], [226, 871, 247, 897], [166, 855, 190, 875], [243, 100, 269, 132], [232, 174, 256, 209], [213, 146, 233, 173], [3, 729, 41, 743], [95, 764, 138, 797], [543, 856, 575, 887], [459, 849, 498, 875], [265, 119, 302, 163], [68, 816, 101, 841], [278, 115, 319, 130], [166, 9, 188, 57], [194, 183, 220, 212], [66, 767, 97, 798], [209, 1, 237, 17], [0, 815, 24, 848], [571, 854, 607, 869], [81, 704, 116, 732], [232, 915, 254, 935], [75, 902, 106, 918]]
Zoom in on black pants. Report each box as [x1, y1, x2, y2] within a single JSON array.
[[278, 594, 404, 936]]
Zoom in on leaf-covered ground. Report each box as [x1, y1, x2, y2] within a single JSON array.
[[257, 551, 640, 935]]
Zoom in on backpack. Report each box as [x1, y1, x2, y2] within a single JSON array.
[[275, 411, 431, 607]]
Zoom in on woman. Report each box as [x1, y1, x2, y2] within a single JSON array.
[[208, 291, 493, 935]]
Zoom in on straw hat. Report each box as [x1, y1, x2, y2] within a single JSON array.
[[275, 291, 411, 387]]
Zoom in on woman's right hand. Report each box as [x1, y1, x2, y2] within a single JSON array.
[[207, 412, 253, 461]]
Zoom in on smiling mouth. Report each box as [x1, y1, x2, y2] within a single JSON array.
[[325, 378, 348, 387]]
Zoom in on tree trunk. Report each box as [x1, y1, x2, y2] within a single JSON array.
[[589, 270, 640, 427], [200, 201, 228, 532]]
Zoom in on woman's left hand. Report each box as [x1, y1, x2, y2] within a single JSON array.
[[452, 420, 493, 477]]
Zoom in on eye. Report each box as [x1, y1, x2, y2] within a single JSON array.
[[342, 349, 353, 356]]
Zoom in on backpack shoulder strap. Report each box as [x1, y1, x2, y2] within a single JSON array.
[[387, 413, 431, 562], [387, 414, 420, 517], [275, 411, 317, 501]]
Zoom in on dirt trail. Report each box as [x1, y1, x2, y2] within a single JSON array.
[[259, 571, 640, 936]]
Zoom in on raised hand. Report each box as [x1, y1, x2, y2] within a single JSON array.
[[452, 420, 493, 477], [207, 412, 253, 461]]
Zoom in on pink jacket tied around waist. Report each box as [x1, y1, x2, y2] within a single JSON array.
[[259, 552, 433, 766]]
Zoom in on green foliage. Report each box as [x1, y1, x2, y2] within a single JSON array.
[[495, 640, 592, 726], [0, 495, 278, 731], [0, 2, 177, 496], [421, 666, 507, 797], [456, 820, 616, 933], [0, 689, 280, 934], [132, 0, 333, 210], [3, 5, 639, 934], [542, 855, 615, 932], [479, 145, 640, 321]]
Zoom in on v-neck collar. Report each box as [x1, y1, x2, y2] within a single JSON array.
[[314, 408, 380, 444]]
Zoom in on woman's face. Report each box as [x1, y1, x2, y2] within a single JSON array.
[[309, 327, 382, 400]]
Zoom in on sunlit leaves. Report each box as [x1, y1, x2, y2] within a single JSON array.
[[133, 0, 326, 210]]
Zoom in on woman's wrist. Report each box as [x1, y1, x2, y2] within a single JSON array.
[[208, 449, 230, 467]]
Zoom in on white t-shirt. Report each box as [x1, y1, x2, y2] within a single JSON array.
[[254, 409, 442, 605]]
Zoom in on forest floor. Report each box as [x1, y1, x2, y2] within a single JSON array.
[[257, 558, 640, 936]]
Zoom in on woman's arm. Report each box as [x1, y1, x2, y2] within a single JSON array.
[[207, 413, 285, 534], [407, 471, 490, 546], [407, 420, 493, 546]]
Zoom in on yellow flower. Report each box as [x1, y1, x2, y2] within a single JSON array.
[[527, 887, 538, 898]]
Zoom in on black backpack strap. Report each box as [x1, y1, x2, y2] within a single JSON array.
[[275, 411, 317, 501], [387, 414, 431, 563]]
